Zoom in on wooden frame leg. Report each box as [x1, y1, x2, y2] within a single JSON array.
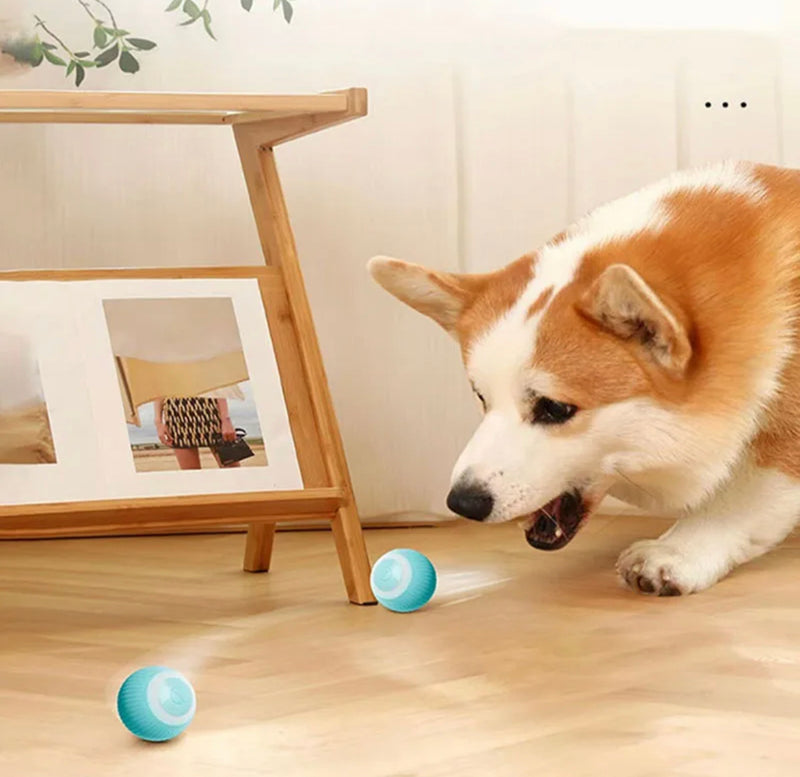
[[243, 523, 276, 572], [332, 501, 376, 605], [234, 125, 375, 604]]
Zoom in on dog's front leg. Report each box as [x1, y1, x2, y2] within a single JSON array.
[[616, 464, 800, 596]]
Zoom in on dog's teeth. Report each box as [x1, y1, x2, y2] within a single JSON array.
[[555, 527, 563, 538]]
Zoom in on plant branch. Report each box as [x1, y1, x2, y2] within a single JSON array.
[[33, 15, 75, 57], [76, 0, 102, 24], [94, 0, 119, 30]]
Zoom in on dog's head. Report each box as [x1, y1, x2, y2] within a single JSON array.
[[368, 239, 694, 550]]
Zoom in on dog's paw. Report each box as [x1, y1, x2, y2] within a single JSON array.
[[616, 540, 705, 596]]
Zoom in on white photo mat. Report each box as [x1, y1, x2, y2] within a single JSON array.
[[0, 278, 303, 505]]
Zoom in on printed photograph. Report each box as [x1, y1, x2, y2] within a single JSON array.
[[0, 331, 56, 464], [102, 297, 267, 473]]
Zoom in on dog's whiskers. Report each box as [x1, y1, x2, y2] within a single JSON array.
[[534, 505, 561, 532], [614, 468, 658, 503]]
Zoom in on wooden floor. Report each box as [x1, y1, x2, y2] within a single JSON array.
[[2, 515, 799, 777]]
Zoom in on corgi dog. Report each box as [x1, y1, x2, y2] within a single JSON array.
[[368, 160, 800, 596]]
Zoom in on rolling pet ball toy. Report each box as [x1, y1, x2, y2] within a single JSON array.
[[116, 666, 196, 742], [370, 548, 437, 612]]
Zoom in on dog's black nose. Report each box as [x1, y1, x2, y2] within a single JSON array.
[[446, 482, 494, 521]]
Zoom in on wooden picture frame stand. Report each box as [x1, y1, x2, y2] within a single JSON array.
[[0, 88, 375, 605]]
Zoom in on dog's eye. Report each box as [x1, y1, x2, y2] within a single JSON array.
[[532, 396, 577, 425]]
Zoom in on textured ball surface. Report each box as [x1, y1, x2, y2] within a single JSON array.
[[117, 666, 196, 742], [370, 548, 437, 612]]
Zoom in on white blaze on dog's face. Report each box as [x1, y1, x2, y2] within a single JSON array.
[[368, 230, 694, 550]]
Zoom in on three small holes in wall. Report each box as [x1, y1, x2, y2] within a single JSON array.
[[705, 101, 748, 108]]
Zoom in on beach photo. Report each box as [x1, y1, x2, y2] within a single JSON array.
[[102, 297, 267, 473], [0, 330, 56, 465]]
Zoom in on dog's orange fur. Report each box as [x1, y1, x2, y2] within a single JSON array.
[[526, 287, 554, 320], [445, 165, 800, 478], [454, 254, 535, 354]]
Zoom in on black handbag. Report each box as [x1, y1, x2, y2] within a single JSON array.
[[211, 427, 255, 466]]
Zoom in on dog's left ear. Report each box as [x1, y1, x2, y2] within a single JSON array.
[[577, 264, 692, 377], [367, 255, 484, 336]]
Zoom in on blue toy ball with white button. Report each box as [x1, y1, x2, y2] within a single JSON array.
[[370, 548, 437, 612], [116, 666, 196, 742]]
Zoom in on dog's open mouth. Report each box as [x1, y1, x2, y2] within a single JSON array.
[[522, 489, 587, 551]]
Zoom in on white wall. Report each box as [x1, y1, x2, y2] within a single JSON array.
[[0, 1, 796, 519]]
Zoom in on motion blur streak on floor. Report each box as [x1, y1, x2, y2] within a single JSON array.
[[1, 515, 798, 776]]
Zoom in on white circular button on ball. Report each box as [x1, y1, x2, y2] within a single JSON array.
[[147, 669, 197, 726], [370, 551, 413, 600]]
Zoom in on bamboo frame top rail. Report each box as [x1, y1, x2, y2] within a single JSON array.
[[0, 87, 366, 127]]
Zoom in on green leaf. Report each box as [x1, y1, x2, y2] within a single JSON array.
[[31, 42, 44, 67], [166, 0, 182, 10], [241, 0, 254, 9], [201, 10, 216, 39], [119, 50, 139, 74], [66, 59, 75, 77], [179, 15, 201, 26], [183, 0, 201, 15], [273, 0, 280, 8], [126, 37, 157, 51], [93, 25, 108, 48], [73, 51, 90, 57], [94, 42, 119, 67], [75, 63, 85, 87], [281, 0, 293, 23], [43, 48, 67, 66], [41, 42, 57, 50], [102, 27, 117, 35]]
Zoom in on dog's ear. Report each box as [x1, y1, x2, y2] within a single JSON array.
[[368, 256, 483, 335], [577, 264, 692, 376]]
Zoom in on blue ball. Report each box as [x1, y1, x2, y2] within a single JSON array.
[[117, 666, 196, 742], [370, 548, 437, 612]]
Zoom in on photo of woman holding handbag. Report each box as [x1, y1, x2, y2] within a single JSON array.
[[102, 296, 267, 473], [154, 393, 253, 470]]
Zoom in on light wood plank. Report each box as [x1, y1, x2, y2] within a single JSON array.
[[2, 518, 799, 777], [0, 109, 315, 126], [0, 90, 367, 130], [0, 90, 349, 114], [0, 488, 345, 538], [0, 111, 235, 125], [0, 265, 274, 281]]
